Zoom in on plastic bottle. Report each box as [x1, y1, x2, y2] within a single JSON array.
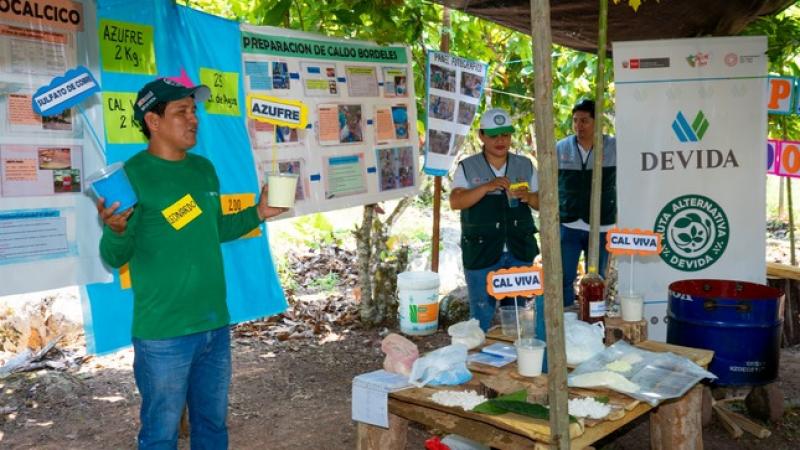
[[578, 267, 606, 324]]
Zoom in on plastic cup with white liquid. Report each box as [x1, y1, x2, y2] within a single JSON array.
[[620, 293, 644, 322], [515, 337, 545, 377], [266, 172, 299, 208]]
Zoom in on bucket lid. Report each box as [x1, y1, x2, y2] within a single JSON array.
[[397, 271, 440, 290], [86, 162, 124, 184]]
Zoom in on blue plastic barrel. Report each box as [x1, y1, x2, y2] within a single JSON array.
[[666, 279, 784, 386]]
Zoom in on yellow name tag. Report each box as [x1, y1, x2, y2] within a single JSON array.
[[162, 194, 203, 230]]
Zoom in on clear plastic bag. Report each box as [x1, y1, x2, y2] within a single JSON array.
[[568, 340, 717, 406], [564, 318, 605, 365], [447, 319, 485, 350], [381, 333, 419, 376], [408, 344, 472, 387]]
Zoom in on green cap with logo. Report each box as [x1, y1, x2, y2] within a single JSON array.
[[133, 78, 211, 123], [479, 108, 514, 137]]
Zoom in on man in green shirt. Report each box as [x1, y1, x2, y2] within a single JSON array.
[[96, 78, 286, 449]]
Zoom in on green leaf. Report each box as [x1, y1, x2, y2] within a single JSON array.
[[261, 0, 292, 26], [674, 218, 692, 228], [472, 400, 507, 415], [594, 395, 610, 404], [677, 233, 692, 244], [686, 213, 702, 223]]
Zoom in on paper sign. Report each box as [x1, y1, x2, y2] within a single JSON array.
[[605, 228, 663, 256], [199, 68, 240, 116], [767, 139, 779, 174], [161, 194, 202, 231], [8, 94, 41, 126], [120, 263, 131, 289], [98, 19, 156, 74], [775, 140, 800, 178], [102, 92, 146, 144], [767, 76, 795, 115], [32, 66, 100, 116], [247, 94, 307, 128], [221, 193, 261, 238], [0, 0, 84, 32], [486, 266, 544, 300]]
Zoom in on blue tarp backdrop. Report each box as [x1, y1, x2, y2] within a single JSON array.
[[83, 0, 287, 354]]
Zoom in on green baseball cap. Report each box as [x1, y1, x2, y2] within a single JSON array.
[[133, 78, 211, 123], [480, 108, 514, 137]]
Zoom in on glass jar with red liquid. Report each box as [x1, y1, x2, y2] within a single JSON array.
[[579, 267, 606, 324]]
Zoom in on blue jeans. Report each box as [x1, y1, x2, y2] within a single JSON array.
[[560, 225, 609, 307], [133, 326, 231, 450], [465, 252, 531, 331]]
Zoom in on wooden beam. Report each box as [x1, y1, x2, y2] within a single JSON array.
[[356, 414, 409, 450], [587, 0, 608, 271], [767, 261, 800, 280], [529, 1, 570, 449], [430, 7, 451, 272], [650, 384, 704, 449]]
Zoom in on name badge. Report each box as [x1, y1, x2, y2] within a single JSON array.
[[162, 194, 203, 230]]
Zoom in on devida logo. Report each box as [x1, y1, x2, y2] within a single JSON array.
[[671, 110, 709, 143]]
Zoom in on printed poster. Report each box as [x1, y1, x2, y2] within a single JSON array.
[[614, 36, 767, 340], [0, 145, 84, 197], [423, 51, 487, 176]]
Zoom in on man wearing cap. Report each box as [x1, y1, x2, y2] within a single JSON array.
[[450, 108, 540, 331], [557, 99, 617, 307], [96, 78, 287, 448]]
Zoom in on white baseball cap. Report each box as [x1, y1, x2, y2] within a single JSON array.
[[479, 108, 514, 136]]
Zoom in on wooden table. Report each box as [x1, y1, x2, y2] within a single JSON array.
[[356, 338, 714, 450]]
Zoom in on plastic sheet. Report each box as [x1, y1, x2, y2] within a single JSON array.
[[568, 340, 717, 406]]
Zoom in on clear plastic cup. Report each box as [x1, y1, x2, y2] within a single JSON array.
[[86, 162, 137, 213], [499, 305, 535, 337], [620, 293, 644, 322], [266, 172, 299, 208], [515, 337, 545, 377]]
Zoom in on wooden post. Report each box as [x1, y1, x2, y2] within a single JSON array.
[[430, 8, 451, 273], [529, 1, 570, 448], [587, 0, 609, 271], [650, 384, 704, 450], [356, 414, 409, 450]]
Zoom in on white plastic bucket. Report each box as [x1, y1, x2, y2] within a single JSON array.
[[397, 271, 440, 336], [266, 172, 299, 208]]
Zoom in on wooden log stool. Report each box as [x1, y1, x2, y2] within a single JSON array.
[[604, 316, 648, 345]]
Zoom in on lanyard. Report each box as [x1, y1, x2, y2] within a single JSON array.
[[575, 135, 592, 171]]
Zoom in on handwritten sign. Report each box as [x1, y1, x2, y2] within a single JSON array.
[[32, 66, 99, 116], [605, 228, 662, 256], [221, 193, 261, 238], [247, 94, 307, 128], [98, 19, 156, 74], [486, 266, 544, 300], [200, 68, 240, 116], [767, 76, 795, 115], [102, 92, 145, 144]]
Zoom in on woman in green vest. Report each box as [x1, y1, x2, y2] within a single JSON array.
[[450, 108, 540, 331]]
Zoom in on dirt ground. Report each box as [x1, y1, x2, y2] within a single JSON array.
[[2, 322, 800, 449]]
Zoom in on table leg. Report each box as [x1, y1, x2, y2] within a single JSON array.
[[356, 413, 409, 450], [650, 384, 703, 450]]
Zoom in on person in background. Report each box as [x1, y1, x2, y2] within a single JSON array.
[[556, 99, 617, 307], [450, 108, 540, 331], [96, 78, 287, 449]]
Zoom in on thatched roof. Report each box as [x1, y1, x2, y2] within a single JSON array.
[[432, 0, 795, 52]]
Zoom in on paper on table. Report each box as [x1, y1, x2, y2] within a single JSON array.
[[351, 369, 412, 428]]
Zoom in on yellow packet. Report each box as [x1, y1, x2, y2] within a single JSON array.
[[510, 181, 529, 191]]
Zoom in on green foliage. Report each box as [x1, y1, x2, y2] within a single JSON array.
[[290, 213, 342, 249], [274, 254, 300, 292], [309, 272, 340, 291], [740, 5, 800, 140]]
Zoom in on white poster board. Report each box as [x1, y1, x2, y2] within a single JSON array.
[[613, 36, 767, 340], [240, 25, 420, 217], [0, 1, 109, 295]]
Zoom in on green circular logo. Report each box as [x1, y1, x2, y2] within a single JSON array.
[[653, 194, 729, 271], [493, 114, 505, 125]]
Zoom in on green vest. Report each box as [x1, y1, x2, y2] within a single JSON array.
[[556, 135, 617, 225], [459, 153, 540, 270]]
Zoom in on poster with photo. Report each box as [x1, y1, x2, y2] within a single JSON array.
[[424, 51, 488, 176], [383, 67, 408, 98], [247, 119, 304, 148], [375, 104, 410, 142], [0, 25, 74, 77], [5, 93, 75, 134], [0, 145, 83, 197], [240, 25, 420, 217], [376, 146, 415, 191], [317, 104, 363, 145], [301, 62, 339, 97]]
